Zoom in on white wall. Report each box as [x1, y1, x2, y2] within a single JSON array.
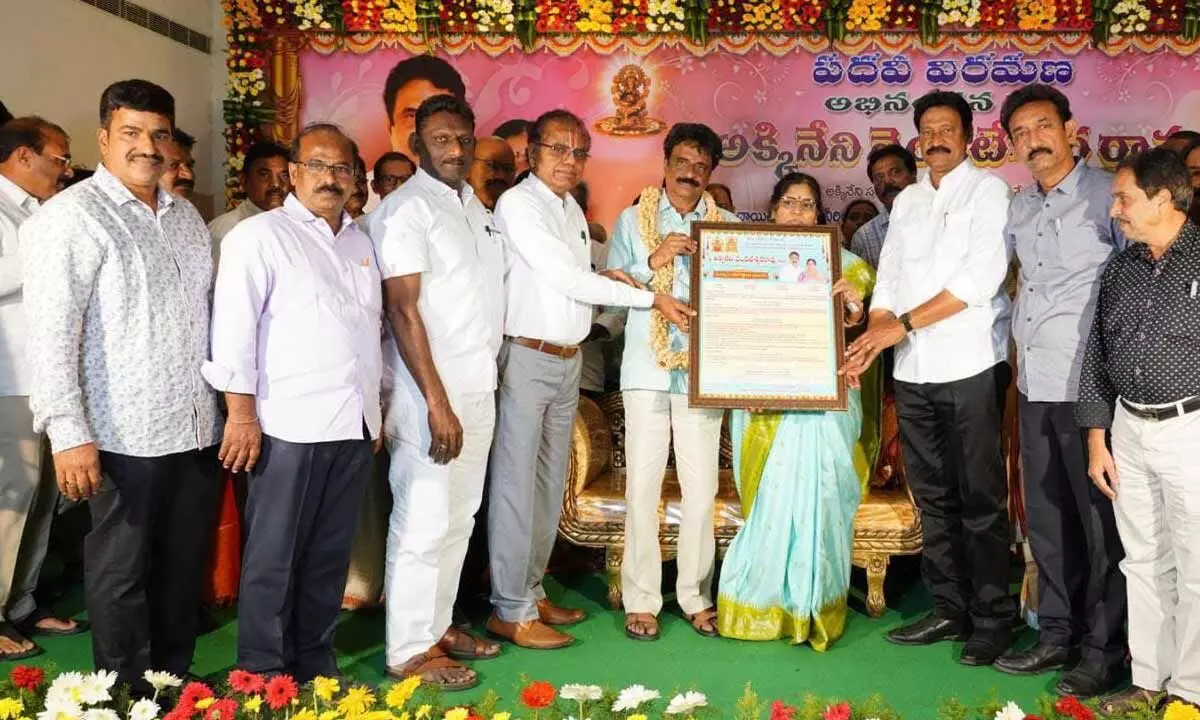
[[0, 0, 223, 216]]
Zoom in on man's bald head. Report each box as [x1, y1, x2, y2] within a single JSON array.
[[468, 135, 517, 210]]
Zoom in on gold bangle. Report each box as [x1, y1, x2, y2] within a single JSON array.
[[228, 417, 259, 425]]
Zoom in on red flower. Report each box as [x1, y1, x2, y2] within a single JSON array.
[[1025, 715, 1045, 720], [1054, 696, 1096, 720], [822, 703, 852, 720], [10, 665, 44, 691], [228, 670, 265, 694], [180, 682, 215, 708], [770, 700, 797, 720], [164, 708, 194, 720], [204, 699, 239, 720], [265, 675, 299, 710], [520, 681, 556, 709]]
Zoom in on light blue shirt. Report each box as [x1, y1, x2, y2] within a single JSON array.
[[607, 191, 737, 393]]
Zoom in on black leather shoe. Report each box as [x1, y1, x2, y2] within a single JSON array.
[[994, 641, 1073, 675], [959, 629, 1013, 666], [885, 614, 969, 646], [1055, 660, 1126, 698]]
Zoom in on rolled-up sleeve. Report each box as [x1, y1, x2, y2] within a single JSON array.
[[19, 208, 102, 452], [945, 177, 1012, 307], [202, 224, 270, 395]]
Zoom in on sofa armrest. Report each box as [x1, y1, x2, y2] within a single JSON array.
[[568, 395, 614, 499]]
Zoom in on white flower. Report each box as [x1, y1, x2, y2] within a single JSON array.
[[84, 710, 120, 720], [665, 692, 708, 715], [560, 685, 604, 702], [142, 672, 182, 693], [77, 671, 119, 706], [129, 700, 160, 720], [613, 686, 661, 713], [38, 694, 83, 720], [994, 702, 1025, 720]]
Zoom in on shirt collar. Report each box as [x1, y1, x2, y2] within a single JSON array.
[[0, 173, 37, 212], [1132, 220, 1200, 261], [281, 192, 355, 236], [526, 173, 574, 212], [919, 157, 972, 194], [1023, 158, 1087, 200], [94, 163, 175, 211], [657, 189, 707, 221], [413, 167, 477, 206]]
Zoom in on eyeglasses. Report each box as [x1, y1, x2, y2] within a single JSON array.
[[919, 126, 963, 141], [476, 159, 516, 174], [536, 143, 590, 163], [671, 156, 713, 176], [377, 173, 412, 187], [43, 152, 72, 168], [297, 159, 354, 180], [778, 197, 817, 212]]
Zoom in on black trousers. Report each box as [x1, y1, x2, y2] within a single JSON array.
[[894, 362, 1017, 631], [237, 432, 371, 681], [1018, 394, 1126, 664], [87, 446, 220, 688]]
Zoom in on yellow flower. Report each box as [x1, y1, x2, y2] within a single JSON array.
[[244, 697, 264, 714], [628, 715, 648, 720], [361, 713, 395, 720], [385, 678, 421, 710], [1164, 701, 1200, 720], [314, 677, 341, 703], [0, 699, 24, 720], [490, 715, 511, 720], [415, 706, 432, 720], [320, 712, 341, 720], [442, 710, 467, 720], [336, 687, 375, 720], [196, 699, 216, 711], [294, 710, 318, 720]]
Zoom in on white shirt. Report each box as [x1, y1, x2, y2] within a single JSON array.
[[779, 263, 804, 283], [872, 160, 1013, 384], [497, 175, 653, 346], [371, 168, 506, 395], [203, 194, 383, 443], [0, 174, 39, 396], [207, 199, 263, 263], [21, 164, 220, 456]]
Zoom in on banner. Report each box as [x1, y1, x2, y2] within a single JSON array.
[[299, 42, 1200, 229]]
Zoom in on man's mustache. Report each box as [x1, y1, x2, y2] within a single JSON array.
[[1028, 147, 1052, 159], [173, 179, 195, 189], [265, 187, 286, 197], [485, 179, 510, 193], [880, 184, 902, 199], [676, 177, 701, 188], [316, 184, 343, 195], [128, 152, 163, 164], [926, 146, 950, 155]]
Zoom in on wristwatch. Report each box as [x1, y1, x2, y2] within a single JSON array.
[[899, 312, 914, 333]]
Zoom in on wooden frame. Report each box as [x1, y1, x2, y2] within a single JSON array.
[[687, 221, 847, 411]]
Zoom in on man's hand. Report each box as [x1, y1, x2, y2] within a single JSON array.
[[219, 418, 263, 473], [373, 436, 384, 454], [840, 313, 906, 387], [599, 268, 644, 289], [54, 443, 101, 502], [1087, 430, 1119, 500], [428, 400, 463, 465], [649, 232, 696, 271], [652, 293, 697, 332]]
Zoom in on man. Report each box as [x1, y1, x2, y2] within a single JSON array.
[[1076, 147, 1200, 715], [347, 154, 369, 218], [851, 144, 918, 269], [0, 116, 80, 661], [205, 123, 381, 681], [494, 119, 531, 175], [607, 123, 737, 641], [1185, 141, 1200, 224], [369, 94, 505, 690], [467, 136, 516, 211], [372, 151, 416, 199], [780, 251, 804, 282], [160, 128, 196, 199], [706, 182, 735, 214], [841, 199, 878, 248], [1160, 129, 1200, 155], [486, 109, 694, 649], [993, 84, 1128, 696], [21, 79, 220, 687], [843, 90, 1017, 664], [208, 140, 291, 252], [384, 56, 466, 158]]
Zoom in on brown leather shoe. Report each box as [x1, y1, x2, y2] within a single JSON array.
[[536, 599, 586, 626], [486, 613, 574, 649], [1098, 685, 1164, 716]]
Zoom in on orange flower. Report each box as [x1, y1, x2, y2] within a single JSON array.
[[520, 681, 556, 709], [265, 675, 299, 710]]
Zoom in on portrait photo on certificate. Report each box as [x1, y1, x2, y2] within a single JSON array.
[[688, 222, 848, 411]]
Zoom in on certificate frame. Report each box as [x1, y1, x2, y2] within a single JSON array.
[[687, 222, 848, 411]]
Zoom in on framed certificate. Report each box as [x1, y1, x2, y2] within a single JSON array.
[[687, 222, 847, 411]]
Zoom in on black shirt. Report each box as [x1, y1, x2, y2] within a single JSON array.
[[1076, 220, 1200, 428]]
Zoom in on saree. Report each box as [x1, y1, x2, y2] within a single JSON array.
[[716, 250, 879, 651]]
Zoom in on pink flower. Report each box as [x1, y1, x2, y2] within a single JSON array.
[[822, 702, 851, 720]]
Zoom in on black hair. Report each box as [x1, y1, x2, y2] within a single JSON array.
[[663, 123, 723, 166], [913, 90, 973, 139], [529, 109, 590, 149], [570, 180, 590, 213], [788, 251, 800, 258], [99, 79, 175, 128], [769, 172, 826, 224], [866, 143, 917, 181], [172, 128, 196, 151], [844, 198, 879, 217], [382, 56, 466, 119], [999, 84, 1073, 136], [373, 151, 415, 178], [0, 101, 12, 127], [354, 154, 367, 177], [415, 94, 476, 138], [494, 119, 531, 139], [1118, 147, 1193, 212], [1166, 130, 1200, 147], [242, 141, 290, 177], [62, 167, 93, 188], [0, 116, 68, 164], [288, 123, 355, 163]]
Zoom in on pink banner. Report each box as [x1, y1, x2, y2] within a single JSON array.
[[299, 43, 1200, 230]]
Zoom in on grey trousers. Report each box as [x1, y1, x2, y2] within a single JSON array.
[[488, 341, 582, 623], [0, 396, 56, 625]]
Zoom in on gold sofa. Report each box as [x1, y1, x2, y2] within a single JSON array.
[[558, 392, 922, 618]]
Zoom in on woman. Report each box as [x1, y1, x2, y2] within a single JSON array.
[[717, 173, 881, 651]]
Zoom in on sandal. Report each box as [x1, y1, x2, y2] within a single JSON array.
[[438, 628, 501, 661], [15, 608, 88, 637], [1098, 686, 1163, 716], [0, 623, 42, 662], [624, 613, 660, 642], [684, 608, 720, 638], [385, 646, 478, 691]]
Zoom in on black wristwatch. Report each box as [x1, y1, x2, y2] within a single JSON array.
[[899, 312, 914, 333]]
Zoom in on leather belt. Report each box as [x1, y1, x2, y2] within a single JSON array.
[[508, 336, 580, 359], [1119, 395, 1200, 422]]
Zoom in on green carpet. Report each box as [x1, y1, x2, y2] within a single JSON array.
[[23, 559, 1061, 717]]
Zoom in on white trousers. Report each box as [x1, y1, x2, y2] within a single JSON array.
[[620, 390, 723, 616], [383, 389, 495, 666], [0, 396, 53, 624], [1112, 403, 1200, 703]]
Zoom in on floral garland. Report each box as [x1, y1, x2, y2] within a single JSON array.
[[637, 186, 721, 372]]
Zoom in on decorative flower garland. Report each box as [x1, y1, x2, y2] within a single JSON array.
[[636, 186, 722, 371]]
